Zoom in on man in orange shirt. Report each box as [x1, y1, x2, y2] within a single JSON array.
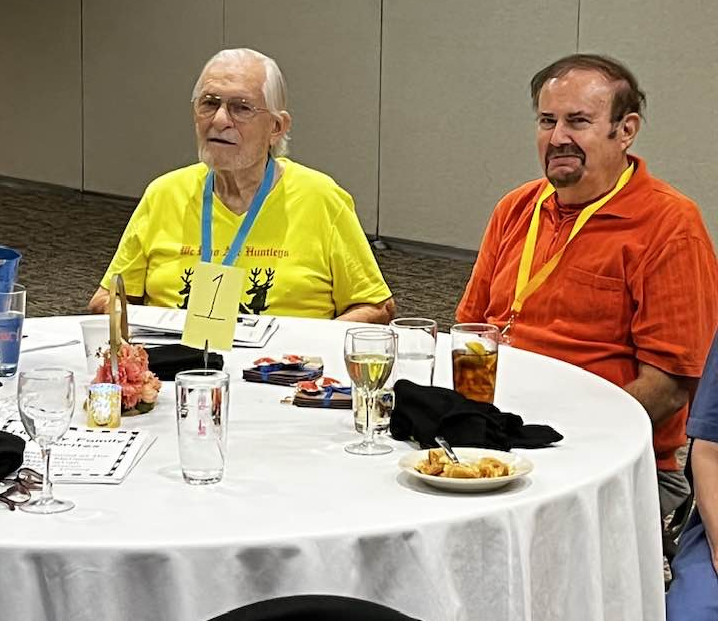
[[457, 54, 718, 517]]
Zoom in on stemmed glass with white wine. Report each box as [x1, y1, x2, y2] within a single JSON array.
[[17, 368, 75, 514], [344, 327, 396, 455]]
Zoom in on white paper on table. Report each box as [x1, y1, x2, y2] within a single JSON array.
[[20, 333, 81, 354], [2, 420, 156, 484], [0, 395, 16, 424], [127, 305, 278, 348]]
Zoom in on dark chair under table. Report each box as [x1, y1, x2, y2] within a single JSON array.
[[207, 595, 423, 621]]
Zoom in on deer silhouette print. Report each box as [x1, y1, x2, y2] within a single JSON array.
[[240, 267, 274, 315], [177, 268, 194, 309]]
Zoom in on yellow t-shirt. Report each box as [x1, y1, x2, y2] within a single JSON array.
[[100, 158, 392, 319]]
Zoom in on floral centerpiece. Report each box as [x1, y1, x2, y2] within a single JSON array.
[[92, 342, 161, 416]]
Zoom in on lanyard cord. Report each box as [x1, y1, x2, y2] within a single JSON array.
[[200, 157, 276, 266]]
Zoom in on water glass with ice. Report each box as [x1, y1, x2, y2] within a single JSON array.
[[175, 369, 229, 485]]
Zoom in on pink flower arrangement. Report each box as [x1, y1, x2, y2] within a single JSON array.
[[92, 342, 161, 415]]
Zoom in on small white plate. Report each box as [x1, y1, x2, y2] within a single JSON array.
[[399, 447, 533, 492]]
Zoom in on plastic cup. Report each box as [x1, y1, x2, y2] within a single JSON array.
[[0, 246, 21, 294], [81, 318, 110, 377]]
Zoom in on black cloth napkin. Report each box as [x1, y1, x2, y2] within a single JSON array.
[[147, 344, 224, 381], [0, 431, 25, 479], [390, 380, 563, 450]]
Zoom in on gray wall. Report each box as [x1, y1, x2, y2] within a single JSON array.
[[379, 0, 578, 248], [1, 0, 716, 249], [0, 1, 81, 188]]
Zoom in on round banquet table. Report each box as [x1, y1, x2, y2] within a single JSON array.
[[0, 316, 665, 621]]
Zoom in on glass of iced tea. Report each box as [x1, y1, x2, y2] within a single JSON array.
[[451, 323, 500, 403]]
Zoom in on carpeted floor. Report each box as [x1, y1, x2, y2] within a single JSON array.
[[0, 177, 474, 330]]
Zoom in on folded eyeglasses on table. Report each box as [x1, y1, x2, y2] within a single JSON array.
[[0, 468, 43, 511]]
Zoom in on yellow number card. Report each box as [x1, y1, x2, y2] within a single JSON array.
[[182, 261, 245, 351]]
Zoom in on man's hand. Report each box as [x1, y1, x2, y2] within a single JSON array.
[[623, 362, 697, 427], [88, 287, 111, 314], [692, 439, 718, 576], [88, 286, 143, 314], [336, 297, 396, 324]]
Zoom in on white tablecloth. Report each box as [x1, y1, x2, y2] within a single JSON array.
[[0, 316, 665, 621]]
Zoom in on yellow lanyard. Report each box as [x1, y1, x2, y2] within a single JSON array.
[[502, 163, 634, 339]]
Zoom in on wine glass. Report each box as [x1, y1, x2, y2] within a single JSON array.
[[17, 368, 75, 514], [344, 327, 396, 455]]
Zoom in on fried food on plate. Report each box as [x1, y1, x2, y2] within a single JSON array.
[[415, 448, 512, 478]]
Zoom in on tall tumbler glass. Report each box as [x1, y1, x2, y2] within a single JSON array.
[[390, 317, 438, 385], [0, 284, 26, 378], [352, 317, 439, 436], [175, 370, 229, 485], [451, 323, 500, 403]]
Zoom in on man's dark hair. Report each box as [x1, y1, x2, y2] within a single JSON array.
[[530, 54, 646, 121]]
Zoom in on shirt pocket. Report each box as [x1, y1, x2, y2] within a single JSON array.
[[549, 266, 630, 343]]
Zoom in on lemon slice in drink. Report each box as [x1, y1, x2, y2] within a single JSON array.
[[466, 341, 487, 355]]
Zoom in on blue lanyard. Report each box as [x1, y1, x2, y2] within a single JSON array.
[[201, 157, 276, 265]]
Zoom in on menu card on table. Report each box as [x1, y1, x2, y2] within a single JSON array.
[[2, 420, 156, 484], [127, 306, 278, 348]]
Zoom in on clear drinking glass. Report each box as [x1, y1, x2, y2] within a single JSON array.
[[390, 317, 438, 385], [352, 318, 438, 436], [451, 323, 500, 403], [17, 367, 75, 514], [175, 369, 229, 485], [351, 385, 393, 436], [0, 284, 26, 378], [344, 327, 396, 456]]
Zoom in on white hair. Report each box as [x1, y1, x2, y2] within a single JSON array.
[[192, 48, 290, 157]]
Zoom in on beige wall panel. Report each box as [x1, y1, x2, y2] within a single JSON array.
[[580, 0, 718, 243], [380, 0, 578, 250], [83, 0, 223, 196], [0, 1, 81, 187], [225, 0, 381, 233]]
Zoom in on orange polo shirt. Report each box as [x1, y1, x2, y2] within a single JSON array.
[[457, 156, 718, 470]]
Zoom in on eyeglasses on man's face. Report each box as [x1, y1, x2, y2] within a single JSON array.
[[193, 94, 270, 123], [0, 468, 43, 511]]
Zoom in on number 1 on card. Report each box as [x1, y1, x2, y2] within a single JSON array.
[[196, 273, 224, 320], [182, 261, 245, 351]]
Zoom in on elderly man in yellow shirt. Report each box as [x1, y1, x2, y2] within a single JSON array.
[[89, 48, 394, 323]]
